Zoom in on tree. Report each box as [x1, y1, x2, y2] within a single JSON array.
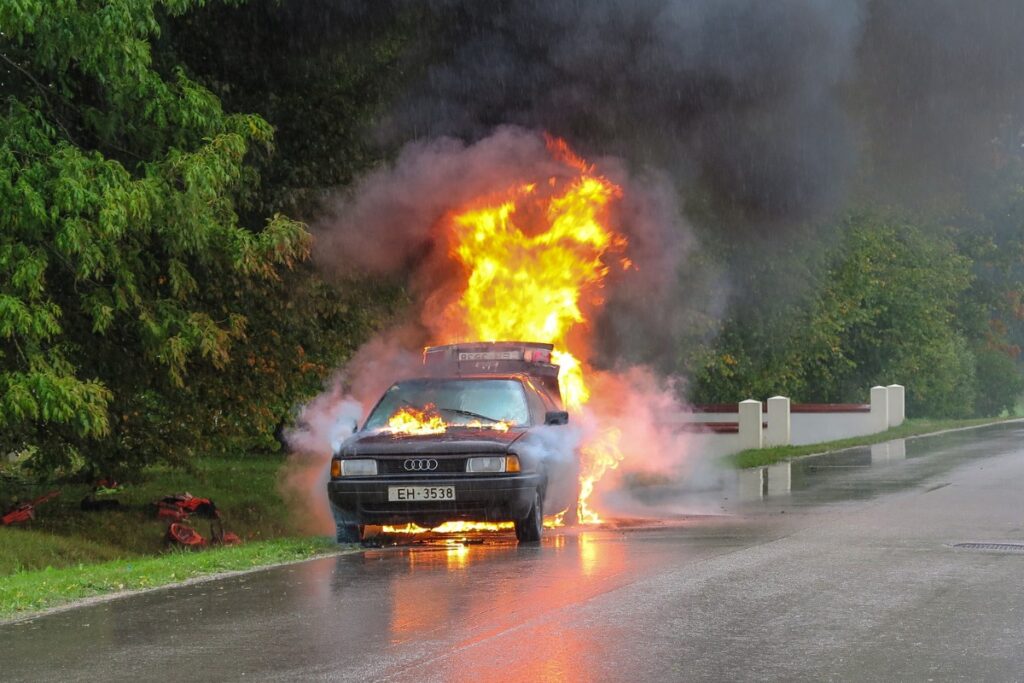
[[1, 1, 309, 472], [691, 211, 980, 417]]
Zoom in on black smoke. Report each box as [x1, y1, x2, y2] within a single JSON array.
[[383, 0, 862, 222], [373, 0, 1024, 223], [313, 0, 1024, 370]]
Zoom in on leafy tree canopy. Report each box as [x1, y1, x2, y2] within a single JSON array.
[[0, 0, 313, 472], [691, 211, 1007, 418]]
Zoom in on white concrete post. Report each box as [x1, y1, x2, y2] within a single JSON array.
[[889, 438, 906, 460], [767, 461, 792, 495], [886, 384, 905, 427], [739, 399, 763, 450], [871, 442, 890, 465], [870, 385, 889, 433], [737, 467, 766, 501], [765, 396, 791, 447]]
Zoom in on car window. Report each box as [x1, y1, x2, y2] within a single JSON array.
[[364, 379, 531, 430], [522, 380, 547, 422]]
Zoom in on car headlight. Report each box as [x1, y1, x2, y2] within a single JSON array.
[[466, 455, 520, 473], [332, 459, 377, 477]]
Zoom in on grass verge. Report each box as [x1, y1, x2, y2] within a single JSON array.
[[0, 454, 300, 575], [728, 417, 1014, 469], [0, 453, 341, 619], [0, 536, 340, 621]]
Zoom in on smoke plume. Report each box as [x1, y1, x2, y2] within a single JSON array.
[[380, 0, 1024, 219], [314, 126, 691, 366], [301, 128, 706, 521], [285, 0, 1024, 523]]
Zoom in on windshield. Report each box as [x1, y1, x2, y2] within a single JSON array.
[[364, 379, 530, 431]]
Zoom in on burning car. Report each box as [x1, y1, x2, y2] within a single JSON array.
[[326, 341, 577, 543]]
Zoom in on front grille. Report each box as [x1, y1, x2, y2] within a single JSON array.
[[377, 457, 466, 474]]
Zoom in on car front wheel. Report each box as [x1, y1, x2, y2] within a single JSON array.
[[330, 500, 362, 544], [336, 523, 360, 543], [514, 489, 543, 543]]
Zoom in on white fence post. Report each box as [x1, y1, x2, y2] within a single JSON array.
[[739, 399, 763, 450], [870, 386, 889, 433], [737, 467, 766, 500], [767, 461, 792, 495], [886, 384, 905, 427], [765, 396, 791, 447]]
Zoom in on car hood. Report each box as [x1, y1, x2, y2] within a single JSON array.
[[340, 427, 526, 456]]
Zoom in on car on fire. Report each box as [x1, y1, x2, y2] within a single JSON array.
[[326, 342, 577, 543]]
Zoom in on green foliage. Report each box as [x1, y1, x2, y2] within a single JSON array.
[[973, 347, 1024, 417], [800, 213, 975, 416], [692, 211, 993, 417], [160, 0, 416, 220], [0, 1, 320, 473]]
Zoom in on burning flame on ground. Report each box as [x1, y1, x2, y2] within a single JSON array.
[[381, 404, 511, 435], [382, 518, 563, 534], [436, 137, 628, 524]]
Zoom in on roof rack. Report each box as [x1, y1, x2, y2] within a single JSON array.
[[423, 341, 559, 379]]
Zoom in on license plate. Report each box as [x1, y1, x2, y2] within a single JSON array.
[[387, 486, 456, 502]]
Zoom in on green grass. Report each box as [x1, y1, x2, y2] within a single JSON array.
[[728, 417, 1014, 469], [0, 455, 300, 573], [0, 453, 342, 619], [0, 536, 341, 620], [0, 527, 127, 575]]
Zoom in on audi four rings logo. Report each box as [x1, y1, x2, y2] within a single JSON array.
[[404, 458, 438, 471]]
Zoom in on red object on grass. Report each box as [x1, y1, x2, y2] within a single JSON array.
[[166, 522, 207, 547], [165, 521, 243, 548], [153, 493, 218, 521], [1, 490, 61, 526]]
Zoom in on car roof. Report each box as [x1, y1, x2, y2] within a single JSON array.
[[392, 373, 531, 383]]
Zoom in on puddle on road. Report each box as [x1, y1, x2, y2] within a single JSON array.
[[360, 514, 699, 556], [617, 421, 1024, 513]]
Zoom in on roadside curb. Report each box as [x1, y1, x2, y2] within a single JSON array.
[[1, 544, 361, 627]]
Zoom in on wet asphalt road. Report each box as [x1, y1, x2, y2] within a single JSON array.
[[4, 423, 1024, 682]]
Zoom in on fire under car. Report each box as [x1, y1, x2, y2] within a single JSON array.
[[326, 342, 577, 543]]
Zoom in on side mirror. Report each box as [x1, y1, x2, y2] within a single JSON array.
[[544, 410, 569, 426]]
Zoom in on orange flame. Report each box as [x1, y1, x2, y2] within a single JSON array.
[[381, 404, 512, 436], [383, 405, 447, 436], [437, 137, 627, 524], [382, 518, 564, 534]]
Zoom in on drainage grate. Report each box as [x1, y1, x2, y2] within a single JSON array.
[[953, 542, 1024, 553]]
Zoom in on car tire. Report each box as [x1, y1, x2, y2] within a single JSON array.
[[336, 522, 360, 543], [514, 489, 543, 543], [330, 500, 361, 544]]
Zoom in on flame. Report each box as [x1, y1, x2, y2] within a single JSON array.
[[383, 521, 513, 534], [436, 138, 627, 524], [383, 405, 447, 436], [382, 517, 564, 534], [379, 404, 512, 436], [576, 428, 625, 524]]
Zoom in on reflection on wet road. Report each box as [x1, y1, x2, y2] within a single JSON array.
[[4, 422, 1024, 681]]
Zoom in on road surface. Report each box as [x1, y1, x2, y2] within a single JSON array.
[[4, 423, 1024, 681]]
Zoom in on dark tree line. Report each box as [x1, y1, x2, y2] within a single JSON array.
[[2, 1, 1022, 476]]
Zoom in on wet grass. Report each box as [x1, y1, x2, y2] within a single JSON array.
[[0, 536, 341, 621], [0, 454, 348, 618], [0, 454, 341, 618], [0, 455, 300, 574], [728, 417, 1015, 469]]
